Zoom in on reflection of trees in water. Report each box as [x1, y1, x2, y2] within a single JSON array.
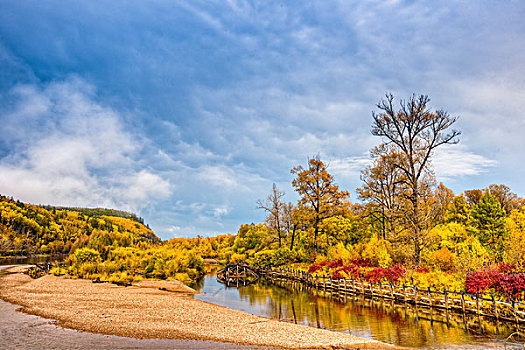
[[191, 268, 219, 290], [236, 278, 520, 348]]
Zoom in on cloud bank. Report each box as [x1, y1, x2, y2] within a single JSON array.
[[0, 78, 171, 212]]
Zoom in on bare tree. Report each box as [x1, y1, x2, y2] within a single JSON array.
[[257, 183, 286, 248], [371, 93, 460, 264]]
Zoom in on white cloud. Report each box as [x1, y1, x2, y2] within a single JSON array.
[[328, 155, 371, 180], [433, 145, 497, 180], [0, 78, 172, 212], [213, 205, 229, 218]]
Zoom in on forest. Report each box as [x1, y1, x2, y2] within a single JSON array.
[[2, 94, 524, 301]]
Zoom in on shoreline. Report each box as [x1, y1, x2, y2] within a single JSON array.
[[0, 266, 397, 349]]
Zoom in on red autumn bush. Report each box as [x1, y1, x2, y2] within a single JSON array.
[[308, 263, 322, 274], [365, 264, 406, 283], [465, 266, 525, 300]]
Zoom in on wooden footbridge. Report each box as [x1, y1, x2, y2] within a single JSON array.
[[216, 262, 260, 287]]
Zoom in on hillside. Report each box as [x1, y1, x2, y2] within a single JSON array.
[[0, 195, 159, 257]]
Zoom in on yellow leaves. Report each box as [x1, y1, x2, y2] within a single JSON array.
[[429, 247, 457, 272], [326, 242, 353, 264], [505, 207, 525, 268], [361, 234, 392, 268], [429, 222, 468, 251]]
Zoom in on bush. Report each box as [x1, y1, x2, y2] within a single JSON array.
[[430, 247, 457, 272], [465, 265, 525, 300], [71, 248, 101, 267]]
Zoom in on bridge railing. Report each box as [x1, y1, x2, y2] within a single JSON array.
[[258, 267, 525, 325]]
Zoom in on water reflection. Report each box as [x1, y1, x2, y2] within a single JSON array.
[[0, 255, 65, 266], [196, 275, 524, 349]]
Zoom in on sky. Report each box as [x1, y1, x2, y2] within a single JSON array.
[[1, 1, 524, 239]]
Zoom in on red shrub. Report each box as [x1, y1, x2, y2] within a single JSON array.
[[308, 263, 322, 274], [465, 269, 496, 294], [385, 264, 406, 282], [366, 267, 387, 283], [351, 259, 371, 267], [327, 260, 343, 269], [499, 274, 525, 300], [464, 267, 525, 300], [332, 270, 343, 279]]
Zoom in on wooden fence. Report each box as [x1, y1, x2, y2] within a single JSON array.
[[258, 268, 525, 325]]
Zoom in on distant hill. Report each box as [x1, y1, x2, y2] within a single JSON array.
[[0, 195, 160, 257], [40, 205, 147, 225]]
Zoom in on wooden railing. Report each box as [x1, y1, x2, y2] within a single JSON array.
[[258, 268, 525, 325]]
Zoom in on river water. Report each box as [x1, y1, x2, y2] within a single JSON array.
[[195, 274, 525, 349]]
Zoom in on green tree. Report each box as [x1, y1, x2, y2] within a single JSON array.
[[468, 192, 508, 260]]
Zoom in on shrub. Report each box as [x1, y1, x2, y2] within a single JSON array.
[[431, 247, 457, 272]]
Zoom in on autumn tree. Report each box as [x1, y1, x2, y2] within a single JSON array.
[[434, 183, 455, 224], [487, 184, 519, 215], [291, 156, 350, 251], [464, 189, 483, 205], [370, 93, 460, 264], [357, 146, 405, 243]]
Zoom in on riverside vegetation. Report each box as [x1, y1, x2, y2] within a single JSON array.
[[1, 94, 525, 303]]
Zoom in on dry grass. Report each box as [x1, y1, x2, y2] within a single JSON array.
[[0, 266, 396, 349]]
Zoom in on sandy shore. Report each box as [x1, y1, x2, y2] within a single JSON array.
[[0, 266, 395, 349]]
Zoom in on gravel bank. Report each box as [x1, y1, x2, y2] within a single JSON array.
[[0, 266, 395, 349]]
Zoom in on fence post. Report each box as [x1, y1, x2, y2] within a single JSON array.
[[512, 298, 518, 324], [444, 287, 448, 311], [461, 291, 465, 314], [414, 285, 418, 306], [492, 295, 498, 321], [428, 287, 432, 308], [390, 282, 394, 300], [361, 278, 365, 295], [475, 293, 480, 316], [403, 284, 407, 303], [352, 279, 356, 295]]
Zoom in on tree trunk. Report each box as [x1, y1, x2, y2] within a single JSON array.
[[290, 224, 297, 250], [413, 186, 421, 265]]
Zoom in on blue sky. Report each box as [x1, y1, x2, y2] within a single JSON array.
[[1, 1, 524, 239]]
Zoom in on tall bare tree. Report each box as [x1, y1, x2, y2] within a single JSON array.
[[371, 93, 460, 264], [257, 183, 286, 248]]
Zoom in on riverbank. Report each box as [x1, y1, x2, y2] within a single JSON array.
[[0, 266, 395, 349]]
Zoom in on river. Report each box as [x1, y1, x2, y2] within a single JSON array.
[[195, 273, 524, 349]]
